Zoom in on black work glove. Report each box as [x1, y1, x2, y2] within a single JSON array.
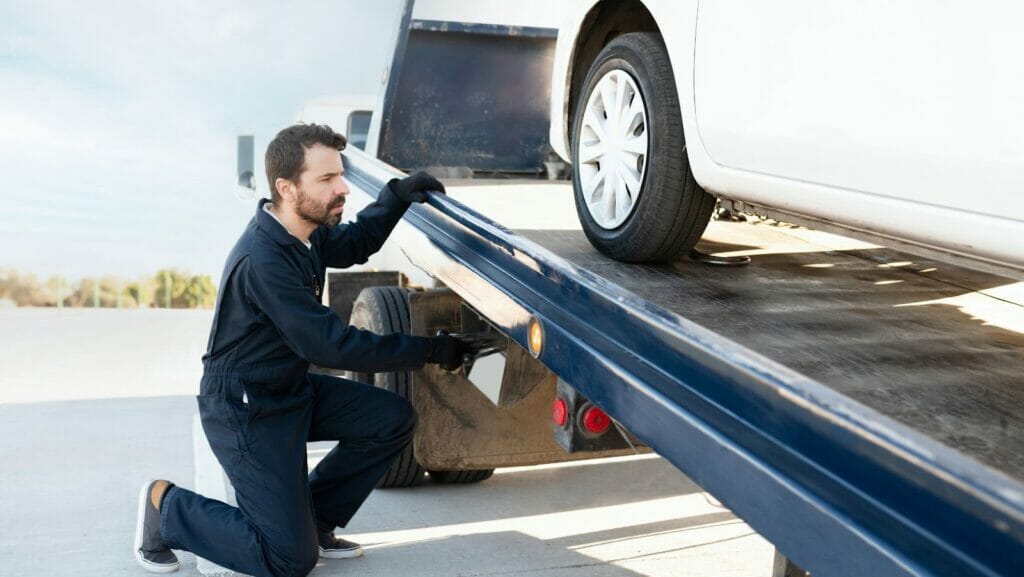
[[426, 334, 473, 372], [388, 170, 445, 204]]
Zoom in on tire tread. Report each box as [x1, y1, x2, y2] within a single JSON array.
[[350, 286, 494, 488], [351, 287, 426, 488], [572, 32, 715, 262]]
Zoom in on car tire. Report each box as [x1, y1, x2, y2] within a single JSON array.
[[571, 32, 715, 262], [349, 286, 493, 487]]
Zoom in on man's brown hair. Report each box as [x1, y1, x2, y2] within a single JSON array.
[[264, 123, 347, 204]]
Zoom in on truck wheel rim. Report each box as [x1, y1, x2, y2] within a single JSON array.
[[577, 69, 649, 230]]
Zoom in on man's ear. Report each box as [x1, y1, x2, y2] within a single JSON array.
[[275, 178, 296, 203]]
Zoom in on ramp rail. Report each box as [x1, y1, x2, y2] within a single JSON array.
[[343, 147, 1024, 577]]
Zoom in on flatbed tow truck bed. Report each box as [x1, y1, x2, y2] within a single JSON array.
[[344, 153, 1024, 576], [441, 179, 1024, 481], [522, 223, 1024, 482], [444, 178, 1024, 481]]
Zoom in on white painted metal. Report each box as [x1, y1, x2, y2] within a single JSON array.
[[549, 0, 608, 162], [694, 1, 1024, 218], [550, 0, 1024, 272], [294, 95, 375, 136], [412, 0, 565, 29], [578, 69, 649, 229], [467, 352, 508, 406]]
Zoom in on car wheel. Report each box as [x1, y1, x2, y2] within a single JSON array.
[[572, 32, 715, 262]]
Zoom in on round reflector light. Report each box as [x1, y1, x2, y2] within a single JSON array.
[[582, 406, 612, 435], [552, 398, 568, 427]]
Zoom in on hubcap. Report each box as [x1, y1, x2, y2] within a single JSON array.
[[577, 69, 649, 230]]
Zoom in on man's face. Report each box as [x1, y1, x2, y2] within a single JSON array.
[[291, 143, 349, 228]]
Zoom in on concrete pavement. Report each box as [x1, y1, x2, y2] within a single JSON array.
[[0, 308, 773, 577]]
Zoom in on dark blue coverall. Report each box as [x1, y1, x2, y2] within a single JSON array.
[[159, 185, 433, 577]]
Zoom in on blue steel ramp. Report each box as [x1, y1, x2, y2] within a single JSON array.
[[342, 147, 1024, 577]]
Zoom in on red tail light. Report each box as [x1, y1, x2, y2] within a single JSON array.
[[582, 405, 611, 434], [552, 398, 568, 427]]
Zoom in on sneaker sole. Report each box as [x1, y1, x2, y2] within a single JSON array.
[[134, 479, 180, 573], [319, 546, 364, 560]]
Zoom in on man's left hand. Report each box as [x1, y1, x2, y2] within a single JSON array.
[[426, 333, 474, 372]]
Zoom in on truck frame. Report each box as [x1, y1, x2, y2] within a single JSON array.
[[234, 2, 1024, 575]]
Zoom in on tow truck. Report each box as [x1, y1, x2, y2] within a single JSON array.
[[226, 2, 1024, 575]]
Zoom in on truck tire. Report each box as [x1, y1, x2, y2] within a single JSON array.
[[349, 286, 494, 487], [350, 286, 425, 487], [429, 469, 495, 484], [571, 32, 715, 262]]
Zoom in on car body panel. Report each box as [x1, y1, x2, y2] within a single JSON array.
[[550, 0, 1024, 271]]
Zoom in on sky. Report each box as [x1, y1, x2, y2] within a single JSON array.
[[0, 0, 402, 282]]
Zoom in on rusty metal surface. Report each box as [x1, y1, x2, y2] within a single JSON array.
[[379, 26, 556, 174], [409, 289, 644, 470]]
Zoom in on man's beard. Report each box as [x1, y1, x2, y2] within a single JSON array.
[[295, 188, 343, 228]]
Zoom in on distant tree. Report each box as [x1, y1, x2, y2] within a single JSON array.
[[45, 275, 72, 307], [124, 280, 146, 308], [151, 269, 181, 308], [0, 269, 215, 308], [183, 274, 217, 309], [150, 269, 217, 309], [68, 276, 127, 307], [0, 269, 48, 306], [68, 278, 93, 307]]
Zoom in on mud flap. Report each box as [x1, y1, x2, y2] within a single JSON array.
[[409, 289, 645, 470]]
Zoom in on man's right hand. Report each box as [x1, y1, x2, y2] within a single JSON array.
[[426, 333, 473, 371], [388, 171, 445, 204]]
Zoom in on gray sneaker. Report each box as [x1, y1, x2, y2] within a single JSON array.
[[318, 531, 364, 559], [134, 480, 180, 573]]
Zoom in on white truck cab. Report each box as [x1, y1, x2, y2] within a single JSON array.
[[295, 95, 375, 151]]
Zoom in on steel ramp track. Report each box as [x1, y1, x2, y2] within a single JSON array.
[[342, 147, 1024, 577]]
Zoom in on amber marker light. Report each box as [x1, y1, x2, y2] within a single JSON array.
[[528, 317, 544, 357]]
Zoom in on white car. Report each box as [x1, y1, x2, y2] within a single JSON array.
[[550, 1, 1024, 275]]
